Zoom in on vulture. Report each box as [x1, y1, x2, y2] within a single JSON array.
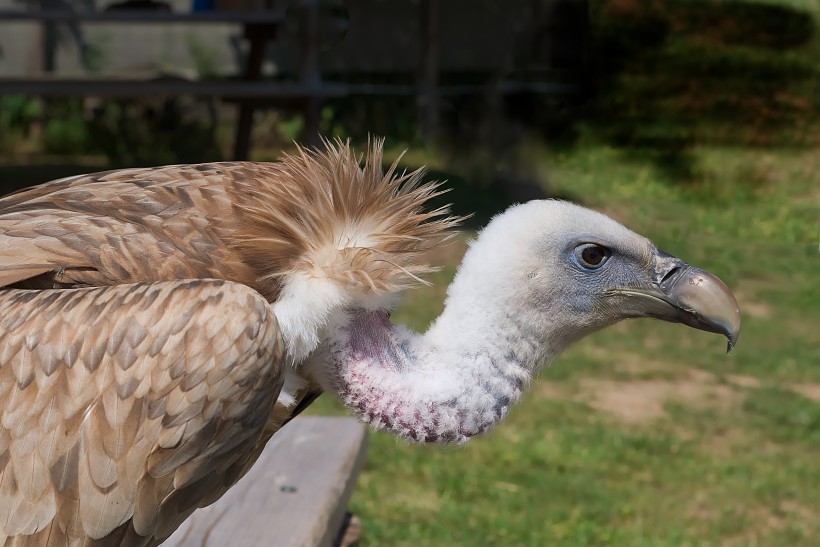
[[0, 139, 740, 545]]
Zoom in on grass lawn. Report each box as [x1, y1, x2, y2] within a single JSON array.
[[301, 1, 820, 543], [0, 0, 815, 544], [305, 0, 820, 536], [306, 142, 819, 546]]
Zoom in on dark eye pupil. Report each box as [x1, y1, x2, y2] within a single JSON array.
[[582, 246, 605, 265]]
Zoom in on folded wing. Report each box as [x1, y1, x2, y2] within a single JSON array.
[[0, 279, 284, 546], [0, 167, 257, 292]]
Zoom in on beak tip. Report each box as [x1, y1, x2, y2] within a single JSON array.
[[725, 321, 741, 355], [656, 262, 742, 354]]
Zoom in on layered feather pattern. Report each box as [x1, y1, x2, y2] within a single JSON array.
[[230, 138, 461, 297], [0, 139, 459, 544], [0, 280, 282, 546]]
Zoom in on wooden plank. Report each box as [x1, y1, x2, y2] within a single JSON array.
[[0, 79, 349, 98], [0, 78, 577, 98], [0, 9, 285, 24], [165, 416, 368, 547]]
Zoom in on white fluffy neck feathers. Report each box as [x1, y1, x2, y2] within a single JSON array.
[[242, 139, 460, 361]]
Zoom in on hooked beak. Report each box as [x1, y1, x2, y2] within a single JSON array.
[[610, 251, 741, 352]]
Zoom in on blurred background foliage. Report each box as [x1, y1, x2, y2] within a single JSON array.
[[2, 0, 818, 201], [0, 0, 818, 544]]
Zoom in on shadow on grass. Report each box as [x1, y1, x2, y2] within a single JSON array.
[[579, 0, 818, 184], [2, 0, 815, 201], [433, 0, 817, 191], [420, 167, 579, 229]]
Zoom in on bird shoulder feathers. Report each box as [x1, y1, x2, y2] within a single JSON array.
[[0, 139, 457, 545]]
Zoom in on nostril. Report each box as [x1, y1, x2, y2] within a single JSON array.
[[659, 266, 681, 286]]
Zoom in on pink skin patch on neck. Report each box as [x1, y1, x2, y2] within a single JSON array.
[[332, 309, 511, 444], [333, 310, 457, 442], [347, 310, 398, 367]]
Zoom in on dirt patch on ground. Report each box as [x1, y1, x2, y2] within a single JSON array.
[[716, 501, 820, 546], [580, 380, 671, 422], [715, 374, 820, 405], [733, 288, 772, 319], [575, 344, 675, 376], [725, 374, 761, 388], [538, 366, 745, 424], [579, 369, 742, 424], [698, 426, 752, 458], [537, 345, 820, 425], [790, 383, 820, 402], [538, 382, 568, 400]]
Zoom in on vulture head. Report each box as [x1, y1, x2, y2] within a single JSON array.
[[266, 145, 742, 444]]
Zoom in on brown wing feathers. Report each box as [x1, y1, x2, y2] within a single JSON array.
[[0, 140, 457, 545], [0, 173, 257, 292], [229, 139, 460, 296], [0, 280, 283, 546], [0, 141, 457, 300]]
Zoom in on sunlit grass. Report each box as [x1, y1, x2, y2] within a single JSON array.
[[307, 141, 820, 545], [1, 0, 814, 543]]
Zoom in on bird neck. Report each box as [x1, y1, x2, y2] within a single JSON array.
[[322, 292, 560, 444]]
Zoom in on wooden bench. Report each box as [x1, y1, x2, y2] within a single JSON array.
[[0, 4, 295, 159], [0, 0, 588, 157], [165, 416, 368, 547]]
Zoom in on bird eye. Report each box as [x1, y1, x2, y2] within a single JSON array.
[[575, 244, 611, 270]]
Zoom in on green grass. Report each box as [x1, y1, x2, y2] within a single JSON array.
[[0, 0, 816, 543], [303, 1, 820, 540], [307, 142, 819, 545], [345, 6, 820, 538]]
